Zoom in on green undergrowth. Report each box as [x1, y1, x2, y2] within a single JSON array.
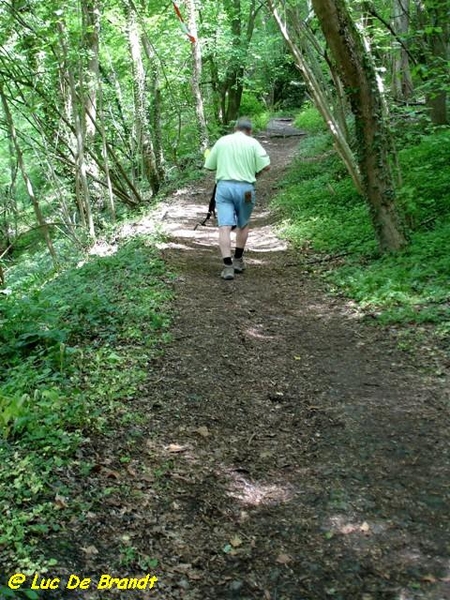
[[0, 235, 173, 574], [273, 106, 450, 342]]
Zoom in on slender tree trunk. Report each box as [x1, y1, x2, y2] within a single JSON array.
[[221, 0, 259, 125], [391, 0, 414, 101], [186, 0, 209, 151], [5, 126, 19, 243], [82, 0, 100, 138], [425, 0, 449, 125], [81, 0, 105, 207], [222, 0, 243, 124], [206, 51, 222, 124], [97, 77, 116, 222], [311, 0, 406, 252], [100, 59, 133, 156], [290, 7, 351, 139], [269, 1, 363, 194], [0, 84, 57, 263], [427, 87, 448, 125], [139, 32, 165, 183], [415, 0, 449, 125], [125, 1, 160, 194], [57, 20, 96, 238]]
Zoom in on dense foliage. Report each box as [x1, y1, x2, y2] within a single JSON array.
[[0, 233, 172, 572], [273, 105, 450, 337]]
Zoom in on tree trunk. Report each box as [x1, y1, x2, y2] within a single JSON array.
[[57, 20, 96, 239], [391, 0, 414, 101], [311, 0, 406, 252], [186, 0, 209, 151], [221, 0, 259, 125], [139, 30, 165, 184], [204, 35, 222, 124], [425, 0, 449, 125], [415, 0, 449, 125], [4, 124, 19, 245], [0, 84, 57, 263], [97, 76, 116, 222], [125, 1, 160, 194], [269, 1, 363, 194], [82, 0, 100, 138]]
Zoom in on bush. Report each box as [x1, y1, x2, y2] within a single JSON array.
[[271, 119, 450, 334], [397, 129, 450, 229], [272, 135, 376, 256], [239, 92, 266, 117], [294, 105, 327, 134], [328, 223, 450, 327], [0, 235, 173, 571]]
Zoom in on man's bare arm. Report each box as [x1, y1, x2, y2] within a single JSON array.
[[255, 165, 270, 178]]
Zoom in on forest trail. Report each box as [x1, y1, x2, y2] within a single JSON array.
[[65, 125, 450, 600]]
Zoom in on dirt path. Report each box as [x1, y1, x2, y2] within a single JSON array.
[[61, 128, 450, 600]]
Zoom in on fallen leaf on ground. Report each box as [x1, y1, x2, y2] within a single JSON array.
[[101, 468, 121, 479], [360, 521, 370, 533], [260, 451, 273, 459], [127, 465, 138, 477], [81, 545, 99, 556], [54, 494, 68, 509], [173, 563, 192, 573], [230, 535, 243, 548], [196, 426, 210, 438], [167, 444, 188, 453], [276, 553, 292, 564]]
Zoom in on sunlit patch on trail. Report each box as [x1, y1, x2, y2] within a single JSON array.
[[155, 242, 194, 251], [245, 324, 279, 340], [327, 514, 387, 537], [88, 241, 119, 257], [226, 470, 295, 506], [247, 225, 288, 253]]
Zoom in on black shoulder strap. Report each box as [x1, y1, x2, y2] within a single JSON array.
[[194, 185, 216, 230], [208, 184, 217, 215]]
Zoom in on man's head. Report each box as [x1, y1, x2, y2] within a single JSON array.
[[235, 117, 252, 135]]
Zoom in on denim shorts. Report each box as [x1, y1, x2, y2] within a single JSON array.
[[215, 180, 255, 228]]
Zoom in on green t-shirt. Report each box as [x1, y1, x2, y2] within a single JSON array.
[[204, 131, 270, 183]]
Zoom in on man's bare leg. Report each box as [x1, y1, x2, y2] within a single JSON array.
[[235, 225, 249, 251], [219, 226, 235, 279], [219, 226, 233, 258]]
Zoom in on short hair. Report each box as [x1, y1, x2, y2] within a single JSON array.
[[235, 117, 252, 132]]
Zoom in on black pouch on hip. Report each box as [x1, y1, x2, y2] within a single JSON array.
[[244, 190, 252, 203]]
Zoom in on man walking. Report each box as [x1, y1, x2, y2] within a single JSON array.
[[204, 118, 270, 280]]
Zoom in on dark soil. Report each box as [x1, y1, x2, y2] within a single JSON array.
[[43, 123, 450, 600]]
